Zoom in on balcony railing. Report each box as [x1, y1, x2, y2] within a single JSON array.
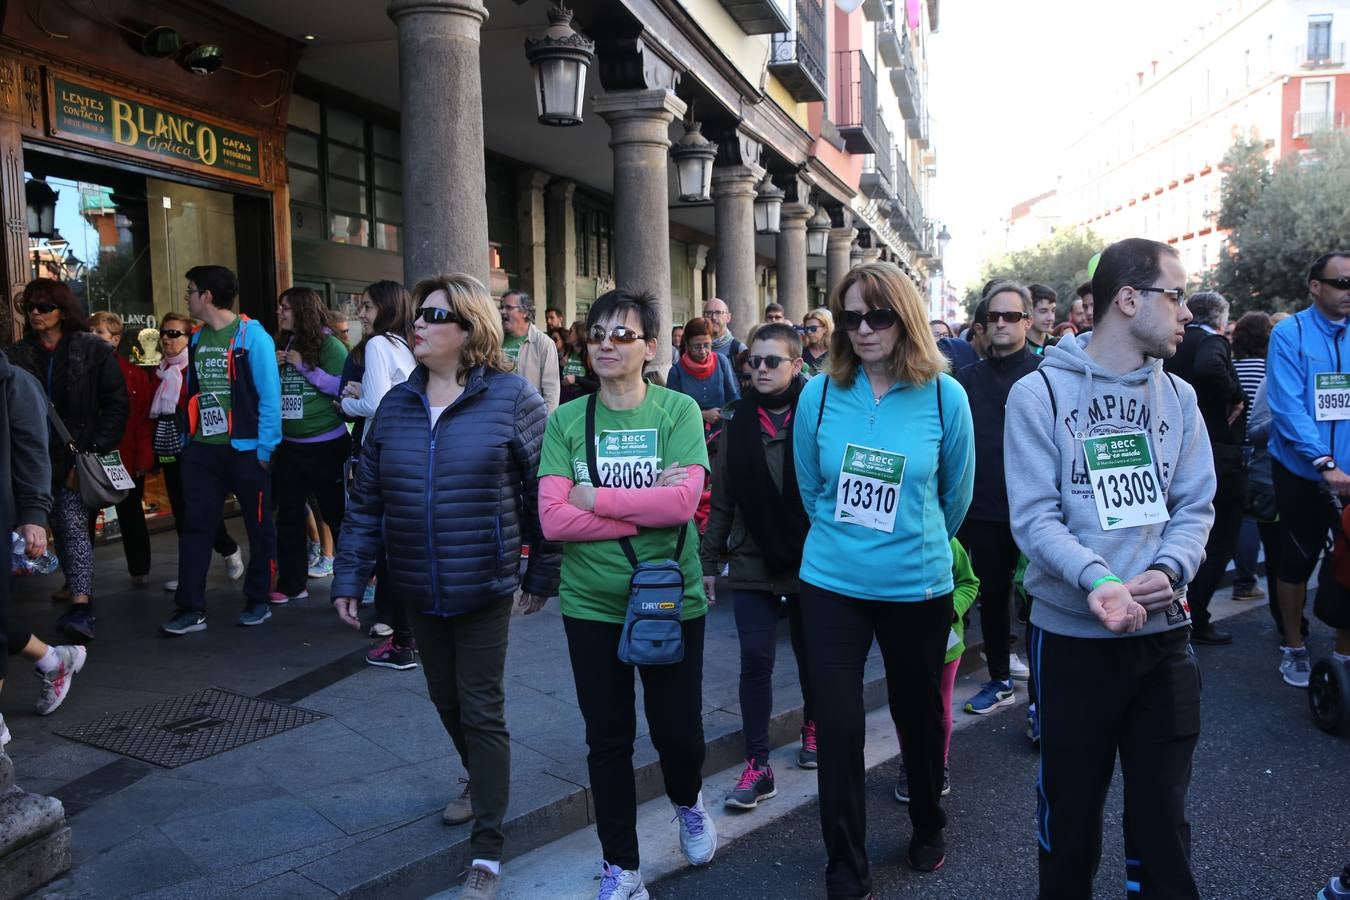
[[1294, 109, 1345, 136], [860, 118, 893, 199], [769, 0, 827, 103], [1297, 42, 1346, 68], [891, 42, 919, 122], [889, 155, 923, 246], [833, 50, 879, 155], [860, 0, 886, 23]]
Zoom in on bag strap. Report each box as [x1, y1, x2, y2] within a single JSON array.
[[585, 393, 688, 569], [1037, 368, 1057, 420], [45, 401, 77, 452], [816, 377, 829, 430]]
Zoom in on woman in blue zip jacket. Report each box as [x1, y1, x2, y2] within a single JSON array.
[[793, 262, 974, 897], [331, 273, 560, 899]]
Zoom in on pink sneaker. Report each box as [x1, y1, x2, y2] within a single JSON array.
[[268, 589, 309, 605], [798, 720, 818, 769]]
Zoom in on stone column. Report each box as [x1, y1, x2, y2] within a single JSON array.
[[711, 160, 762, 341], [389, 0, 490, 287], [827, 226, 858, 294], [516, 170, 550, 306], [546, 179, 578, 325], [775, 205, 811, 324], [595, 88, 685, 373]]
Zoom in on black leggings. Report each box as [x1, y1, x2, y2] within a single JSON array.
[[273, 435, 350, 596], [564, 614, 706, 872], [958, 519, 1021, 681], [733, 590, 811, 764]]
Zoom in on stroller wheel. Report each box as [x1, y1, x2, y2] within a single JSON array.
[[1309, 658, 1350, 735]]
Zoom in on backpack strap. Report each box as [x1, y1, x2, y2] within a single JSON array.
[[585, 393, 687, 569], [1037, 368, 1057, 420], [816, 377, 829, 430]]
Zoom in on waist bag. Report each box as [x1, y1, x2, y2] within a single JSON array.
[[586, 394, 688, 666]]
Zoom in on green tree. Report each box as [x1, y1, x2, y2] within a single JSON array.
[[1211, 130, 1350, 313], [1215, 136, 1269, 231], [967, 226, 1102, 318]]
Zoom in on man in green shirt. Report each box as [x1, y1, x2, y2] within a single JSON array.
[[499, 289, 560, 411]]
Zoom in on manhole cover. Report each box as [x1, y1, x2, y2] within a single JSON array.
[[55, 688, 327, 768]]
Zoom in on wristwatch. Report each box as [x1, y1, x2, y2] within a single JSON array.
[[1147, 563, 1181, 589], [1315, 456, 1338, 472]]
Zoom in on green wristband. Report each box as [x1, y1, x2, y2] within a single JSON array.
[[1091, 575, 1123, 590]]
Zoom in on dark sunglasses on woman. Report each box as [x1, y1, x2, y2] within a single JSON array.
[[748, 355, 794, 370], [839, 308, 898, 332], [417, 306, 463, 325], [586, 325, 646, 344], [160, 329, 189, 340], [24, 301, 59, 315]]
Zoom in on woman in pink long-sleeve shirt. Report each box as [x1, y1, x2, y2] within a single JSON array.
[[537, 288, 717, 899]]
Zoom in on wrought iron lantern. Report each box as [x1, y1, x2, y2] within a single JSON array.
[[25, 179, 57, 239], [805, 205, 831, 256], [670, 117, 718, 202], [753, 173, 785, 234], [524, 5, 595, 127]]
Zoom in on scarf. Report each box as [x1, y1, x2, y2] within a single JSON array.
[[726, 377, 809, 575], [679, 350, 717, 380], [151, 348, 188, 417]]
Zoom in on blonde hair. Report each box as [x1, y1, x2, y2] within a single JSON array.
[[410, 273, 510, 379], [825, 262, 948, 387], [89, 311, 123, 334], [804, 306, 834, 340]]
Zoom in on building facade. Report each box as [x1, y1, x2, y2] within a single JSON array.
[[1051, 0, 1350, 277], [2, 0, 945, 372]]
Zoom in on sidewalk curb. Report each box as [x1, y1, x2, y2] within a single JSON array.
[[331, 640, 991, 899]]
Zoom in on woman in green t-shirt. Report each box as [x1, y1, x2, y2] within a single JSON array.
[[270, 287, 349, 604], [538, 289, 717, 899], [558, 320, 597, 405]]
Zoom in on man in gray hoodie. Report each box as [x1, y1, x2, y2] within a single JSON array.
[[1005, 238, 1215, 899]]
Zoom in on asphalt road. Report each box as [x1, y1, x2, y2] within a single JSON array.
[[653, 605, 1350, 899]]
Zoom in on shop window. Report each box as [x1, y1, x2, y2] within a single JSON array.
[[575, 203, 614, 280], [285, 95, 402, 252]]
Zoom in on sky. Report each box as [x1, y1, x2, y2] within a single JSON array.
[[926, 0, 1212, 290]]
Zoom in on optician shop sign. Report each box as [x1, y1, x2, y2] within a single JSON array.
[[48, 75, 260, 181]]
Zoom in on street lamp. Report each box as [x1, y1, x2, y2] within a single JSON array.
[[524, 5, 595, 127], [753, 173, 784, 234], [670, 116, 718, 202], [805, 205, 831, 256], [25, 179, 57, 239], [936, 224, 951, 257]]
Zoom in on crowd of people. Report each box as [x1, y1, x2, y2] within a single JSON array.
[[3, 239, 1349, 900]]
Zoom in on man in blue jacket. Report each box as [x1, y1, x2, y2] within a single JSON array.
[[1266, 250, 1350, 687], [161, 265, 282, 634]]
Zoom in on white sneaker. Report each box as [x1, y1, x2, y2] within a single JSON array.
[[1280, 646, 1311, 688], [1009, 653, 1030, 682], [36, 645, 86, 716], [223, 549, 245, 580], [164, 580, 178, 592], [672, 790, 717, 866], [596, 862, 648, 900]]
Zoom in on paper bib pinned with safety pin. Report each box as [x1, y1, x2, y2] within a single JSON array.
[[1082, 431, 1169, 531]]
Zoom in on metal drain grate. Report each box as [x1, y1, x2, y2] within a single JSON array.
[[56, 688, 328, 768]]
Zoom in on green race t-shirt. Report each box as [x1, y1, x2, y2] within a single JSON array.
[[503, 333, 524, 362], [193, 322, 236, 445], [562, 353, 587, 379], [280, 335, 348, 438], [539, 385, 710, 624]]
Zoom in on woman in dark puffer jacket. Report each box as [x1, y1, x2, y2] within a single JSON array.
[[331, 272, 559, 900], [6, 279, 127, 642]]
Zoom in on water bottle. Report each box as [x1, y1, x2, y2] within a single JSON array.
[[1319, 865, 1350, 900], [10, 532, 58, 576]]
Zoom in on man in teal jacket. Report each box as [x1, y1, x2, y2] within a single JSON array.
[[162, 265, 282, 635]]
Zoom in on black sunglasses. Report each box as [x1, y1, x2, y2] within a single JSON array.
[[748, 355, 793, 370], [840, 308, 899, 332], [987, 310, 1028, 324], [417, 306, 463, 325], [1317, 276, 1350, 291], [24, 301, 59, 315], [160, 329, 189, 340], [798, 324, 821, 334], [586, 325, 646, 344]]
